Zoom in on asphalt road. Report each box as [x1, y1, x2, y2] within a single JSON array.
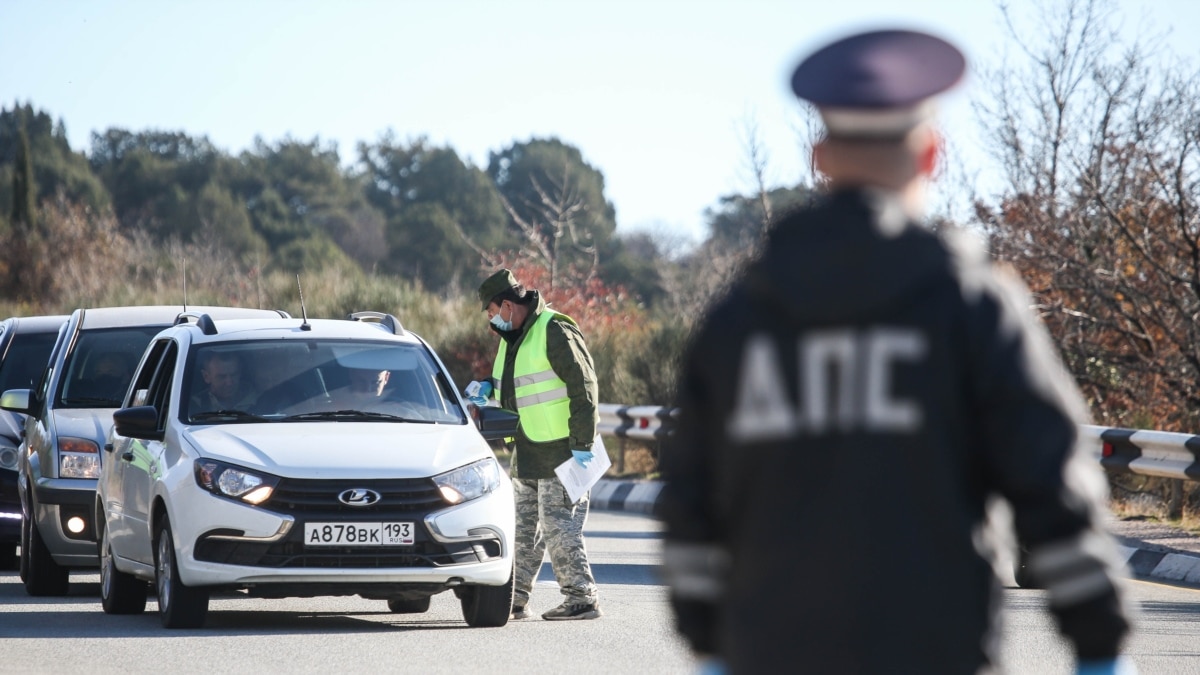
[[2, 510, 1199, 674]]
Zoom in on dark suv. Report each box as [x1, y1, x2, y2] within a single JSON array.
[[0, 315, 69, 569], [1, 305, 289, 596]]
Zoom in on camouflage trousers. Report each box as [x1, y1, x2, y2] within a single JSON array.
[[511, 476, 599, 607]]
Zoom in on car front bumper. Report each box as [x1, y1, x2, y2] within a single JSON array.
[[170, 479, 515, 589]]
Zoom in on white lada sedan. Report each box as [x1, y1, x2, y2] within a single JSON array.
[[96, 312, 519, 629]]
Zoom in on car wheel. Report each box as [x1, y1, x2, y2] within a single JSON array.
[[21, 502, 70, 597], [99, 520, 147, 615], [155, 516, 209, 629], [0, 543, 16, 571], [387, 596, 432, 614], [459, 567, 513, 627]]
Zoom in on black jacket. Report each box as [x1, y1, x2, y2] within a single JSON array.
[[659, 189, 1131, 673]]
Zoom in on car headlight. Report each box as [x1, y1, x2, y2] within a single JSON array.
[[0, 441, 17, 471], [59, 437, 100, 478], [433, 458, 501, 505], [194, 459, 279, 505]]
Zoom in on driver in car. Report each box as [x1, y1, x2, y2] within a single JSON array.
[[190, 352, 255, 413]]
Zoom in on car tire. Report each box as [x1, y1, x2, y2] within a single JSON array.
[[459, 567, 513, 627], [0, 543, 16, 571], [155, 516, 209, 629], [21, 501, 70, 597], [387, 596, 432, 614], [99, 520, 147, 615]]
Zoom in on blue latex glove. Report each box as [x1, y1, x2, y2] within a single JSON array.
[[1077, 656, 1137, 675], [465, 380, 493, 407], [571, 449, 594, 468]]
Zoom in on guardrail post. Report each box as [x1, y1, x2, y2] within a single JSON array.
[[616, 437, 626, 474], [1169, 479, 1184, 520]]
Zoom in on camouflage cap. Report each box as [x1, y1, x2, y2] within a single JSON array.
[[478, 269, 520, 310]]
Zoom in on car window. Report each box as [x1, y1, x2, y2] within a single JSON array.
[[57, 326, 164, 408], [183, 339, 467, 425], [0, 331, 58, 393]]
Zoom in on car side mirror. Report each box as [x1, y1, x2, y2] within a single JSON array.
[[113, 405, 165, 442], [0, 389, 31, 416], [472, 405, 520, 442]]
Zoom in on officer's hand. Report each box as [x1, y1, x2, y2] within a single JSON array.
[[465, 380, 492, 398], [1077, 656, 1137, 675], [465, 380, 493, 407], [571, 449, 594, 468]]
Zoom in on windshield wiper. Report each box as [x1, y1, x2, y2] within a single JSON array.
[[190, 409, 269, 423], [281, 409, 430, 423]]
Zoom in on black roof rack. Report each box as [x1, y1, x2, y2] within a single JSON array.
[[174, 312, 218, 335], [347, 311, 405, 336]]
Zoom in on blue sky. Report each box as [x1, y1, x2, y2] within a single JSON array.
[[1, 0, 1195, 245]]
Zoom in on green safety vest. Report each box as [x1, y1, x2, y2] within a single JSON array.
[[492, 309, 574, 442]]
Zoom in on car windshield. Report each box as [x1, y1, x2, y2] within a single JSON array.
[[57, 327, 162, 408], [0, 331, 58, 393], [182, 339, 467, 425]]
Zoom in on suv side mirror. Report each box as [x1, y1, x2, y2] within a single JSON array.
[[0, 389, 31, 416], [112, 406, 164, 442], [472, 405, 520, 442]]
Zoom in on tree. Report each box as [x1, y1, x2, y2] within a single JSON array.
[[359, 134, 512, 290], [487, 138, 616, 288], [10, 126, 34, 233], [0, 103, 109, 223], [973, 0, 1200, 437]]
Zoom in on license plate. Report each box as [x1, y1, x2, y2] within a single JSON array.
[[304, 522, 415, 546]]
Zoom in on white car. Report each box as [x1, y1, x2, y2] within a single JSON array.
[[97, 312, 519, 628]]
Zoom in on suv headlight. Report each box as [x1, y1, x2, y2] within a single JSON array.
[[194, 459, 279, 505], [433, 458, 501, 505], [59, 437, 100, 478]]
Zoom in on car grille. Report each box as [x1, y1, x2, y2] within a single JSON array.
[[264, 476, 446, 514], [192, 476, 504, 569]]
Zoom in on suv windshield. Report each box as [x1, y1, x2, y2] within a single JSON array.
[[183, 339, 466, 425], [57, 327, 163, 408], [0, 331, 58, 393]]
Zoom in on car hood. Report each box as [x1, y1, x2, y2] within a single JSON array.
[[182, 422, 492, 479], [52, 408, 118, 445]]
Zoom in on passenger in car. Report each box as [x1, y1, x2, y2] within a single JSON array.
[[190, 352, 255, 412], [327, 367, 390, 410]]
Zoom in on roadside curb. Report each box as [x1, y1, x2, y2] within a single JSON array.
[[591, 479, 663, 516], [1116, 543, 1200, 586]]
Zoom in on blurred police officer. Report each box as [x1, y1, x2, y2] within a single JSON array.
[[476, 269, 602, 621], [658, 29, 1134, 674]]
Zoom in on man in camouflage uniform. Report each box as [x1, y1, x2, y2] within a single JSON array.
[[477, 269, 601, 620]]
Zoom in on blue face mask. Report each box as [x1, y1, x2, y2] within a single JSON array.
[[490, 304, 513, 331]]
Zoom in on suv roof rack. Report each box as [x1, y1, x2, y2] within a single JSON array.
[[175, 312, 218, 335], [347, 311, 405, 336]]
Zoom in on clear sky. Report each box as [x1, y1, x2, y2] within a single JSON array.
[[1, 0, 1194, 245]]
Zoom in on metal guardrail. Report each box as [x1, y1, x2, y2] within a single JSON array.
[[597, 404, 678, 441], [598, 411, 1200, 483], [1081, 424, 1200, 481]]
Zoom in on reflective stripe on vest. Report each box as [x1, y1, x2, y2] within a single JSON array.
[[492, 309, 575, 442]]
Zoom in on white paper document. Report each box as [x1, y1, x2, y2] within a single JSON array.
[[554, 435, 612, 504]]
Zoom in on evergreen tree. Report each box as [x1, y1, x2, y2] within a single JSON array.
[[11, 126, 35, 233]]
